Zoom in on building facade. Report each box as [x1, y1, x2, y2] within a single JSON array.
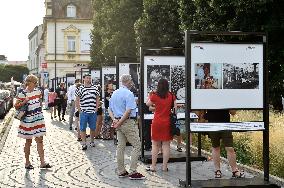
[[28, 24, 46, 86], [43, 0, 93, 87]]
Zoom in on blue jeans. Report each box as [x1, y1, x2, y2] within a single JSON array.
[[79, 112, 97, 131]]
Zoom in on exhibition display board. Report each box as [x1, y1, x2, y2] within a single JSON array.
[[115, 56, 140, 96], [180, 31, 270, 188], [101, 66, 117, 99], [90, 69, 101, 85], [139, 48, 205, 164], [80, 68, 90, 81]]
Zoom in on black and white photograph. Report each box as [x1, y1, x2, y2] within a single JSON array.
[[129, 64, 140, 96], [194, 63, 222, 89], [171, 65, 185, 101], [119, 63, 140, 96], [104, 74, 117, 90], [191, 43, 263, 109], [223, 63, 259, 89], [91, 70, 101, 85], [147, 65, 170, 93], [66, 76, 75, 87]]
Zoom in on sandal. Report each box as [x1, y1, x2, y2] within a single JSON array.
[[232, 170, 245, 178], [162, 168, 169, 172], [146, 166, 156, 172], [177, 147, 183, 152], [25, 164, 34, 170], [215, 170, 222, 178], [40, 163, 52, 169]]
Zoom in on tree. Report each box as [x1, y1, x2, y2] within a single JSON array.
[[134, 0, 183, 51], [179, 0, 284, 109], [0, 65, 29, 82], [90, 0, 143, 68]]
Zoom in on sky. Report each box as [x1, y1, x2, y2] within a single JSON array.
[[0, 0, 45, 61]]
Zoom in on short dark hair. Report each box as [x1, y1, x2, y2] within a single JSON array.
[[75, 79, 81, 83], [83, 73, 91, 78]]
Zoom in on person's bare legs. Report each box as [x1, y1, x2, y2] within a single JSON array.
[[212, 147, 221, 171], [53, 106, 57, 117], [50, 107, 53, 118], [24, 139, 32, 166], [35, 136, 45, 166], [81, 131, 87, 143], [95, 115, 103, 137], [162, 141, 170, 171], [177, 135, 182, 147], [226, 147, 241, 175], [75, 117, 81, 139], [90, 129, 95, 143], [151, 140, 161, 170]]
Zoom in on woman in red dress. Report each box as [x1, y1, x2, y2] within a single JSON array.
[[146, 79, 177, 171]]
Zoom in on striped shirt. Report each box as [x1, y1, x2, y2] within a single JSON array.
[[75, 84, 100, 113]]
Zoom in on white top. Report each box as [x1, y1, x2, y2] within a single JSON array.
[[67, 84, 77, 103], [44, 88, 49, 100]]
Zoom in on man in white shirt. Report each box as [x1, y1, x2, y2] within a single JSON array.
[[68, 79, 81, 130], [43, 86, 49, 110]]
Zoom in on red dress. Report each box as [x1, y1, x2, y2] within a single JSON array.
[[150, 92, 175, 141]]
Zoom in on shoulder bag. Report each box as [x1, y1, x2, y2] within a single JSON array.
[[170, 93, 179, 136], [14, 92, 28, 121]]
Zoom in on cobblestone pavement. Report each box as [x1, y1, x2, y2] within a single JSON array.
[[0, 110, 255, 188]]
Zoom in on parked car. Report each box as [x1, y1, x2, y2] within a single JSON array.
[[0, 90, 14, 119]]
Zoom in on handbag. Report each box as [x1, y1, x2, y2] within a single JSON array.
[[170, 93, 179, 136], [14, 92, 28, 121]]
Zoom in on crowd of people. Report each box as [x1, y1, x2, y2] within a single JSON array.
[[14, 73, 244, 180]]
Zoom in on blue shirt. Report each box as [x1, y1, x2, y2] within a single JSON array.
[[109, 85, 136, 118]]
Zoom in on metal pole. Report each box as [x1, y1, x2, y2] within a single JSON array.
[[185, 30, 192, 186], [263, 34, 269, 181], [140, 47, 145, 160], [54, 20, 57, 81]]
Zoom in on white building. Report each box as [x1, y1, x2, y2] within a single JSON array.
[[43, 0, 93, 88], [28, 24, 45, 84]]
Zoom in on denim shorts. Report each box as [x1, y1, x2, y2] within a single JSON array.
[[80, 112, 97, 131]]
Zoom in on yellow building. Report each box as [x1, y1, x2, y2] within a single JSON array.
[[42, 0, 93, 87]]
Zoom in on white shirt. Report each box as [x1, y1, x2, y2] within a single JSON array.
[[44, 88, 49, 101], [67, 84, 77, 103]]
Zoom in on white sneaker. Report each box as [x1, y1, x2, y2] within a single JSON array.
[[90, 142, 95, 147]]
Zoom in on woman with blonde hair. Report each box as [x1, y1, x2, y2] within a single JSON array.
[[14, 74, 51, 169]]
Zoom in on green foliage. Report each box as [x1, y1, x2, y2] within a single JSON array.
[[0, 65, 29, 82], [90, 0, 143, 68], [134, 0, 183, 49], [179, 0, 284, 109]]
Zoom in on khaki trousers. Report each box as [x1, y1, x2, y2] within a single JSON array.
[[116, 119, 141, 174]]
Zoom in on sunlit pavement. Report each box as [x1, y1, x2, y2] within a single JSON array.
[[0, 110, 254, 188]]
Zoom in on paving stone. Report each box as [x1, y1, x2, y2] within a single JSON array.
[[0, 111, 256, 188]]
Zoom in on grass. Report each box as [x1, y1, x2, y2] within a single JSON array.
[[190, 110, 284, 179]]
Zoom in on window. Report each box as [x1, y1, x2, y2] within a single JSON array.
[[67, 36, 76, 52], [67, 4, 76, 18]]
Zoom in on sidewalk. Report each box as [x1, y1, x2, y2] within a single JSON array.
[[0, 110, 256, 188]]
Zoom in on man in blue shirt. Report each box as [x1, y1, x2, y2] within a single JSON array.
[[109, 74, 145, 180]]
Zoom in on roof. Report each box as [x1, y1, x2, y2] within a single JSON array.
[[51, 0, 93, 19]]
